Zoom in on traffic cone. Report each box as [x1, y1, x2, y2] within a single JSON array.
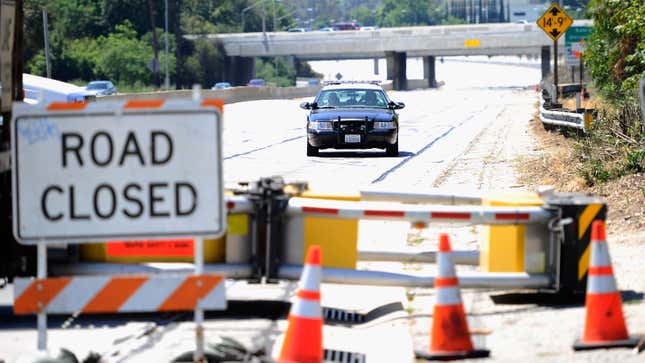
[[573, 220, 641, 350], [417, 234, 489, 360], [278, 245, 323, 363]]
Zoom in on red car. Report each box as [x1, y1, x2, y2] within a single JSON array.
[[332, 22, 360, 31]]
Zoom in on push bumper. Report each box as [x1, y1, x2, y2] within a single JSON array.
[[308, 129, 397, 149]]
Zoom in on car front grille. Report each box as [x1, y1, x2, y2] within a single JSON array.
[[337, 119, 370, 132]]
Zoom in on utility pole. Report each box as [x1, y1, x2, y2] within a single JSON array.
[[272, 0, 277, 31], [148, 0, 161, 88], [164, 0, 170, 90], [42, 8, 51, 78], [261, 0, 266, 35], [261, 0, 268, 51]]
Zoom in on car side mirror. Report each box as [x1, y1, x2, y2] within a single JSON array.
[[389, 101, 405, 109], [300, 102, 311, 109]]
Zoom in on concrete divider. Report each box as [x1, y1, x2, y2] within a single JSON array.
[[99, 81, 395, 104]]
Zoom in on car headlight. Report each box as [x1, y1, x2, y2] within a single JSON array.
[[374, 121, 395, 129], [309, 121, 333, 130]]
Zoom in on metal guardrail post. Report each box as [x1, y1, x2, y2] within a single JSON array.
[[539, 92, 591, 133]]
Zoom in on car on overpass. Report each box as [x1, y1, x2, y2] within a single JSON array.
[[84, 80, 117, 96], [300, 81, 404, 157]]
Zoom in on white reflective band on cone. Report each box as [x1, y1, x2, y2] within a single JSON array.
[[438, 253, 456, 278], [436, 286, 462, 306], [587, 275, 618, 294], [590, 241, 612, 267], [300, 265, 321, 292], [291, 298, 322, 319]]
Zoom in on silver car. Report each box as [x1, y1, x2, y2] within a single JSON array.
[[85, 80, 117, 96]]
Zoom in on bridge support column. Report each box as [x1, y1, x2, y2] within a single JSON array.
[[225, 56, 255, 86], [374, 58, 379, 75], [386, 51, 407, 91], [541, 46, 551, 81], [423, 56, 438, 88]]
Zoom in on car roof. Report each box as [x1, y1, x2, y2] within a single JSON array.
[[88, 80, 112, 85], [321, 83, 384, 91]]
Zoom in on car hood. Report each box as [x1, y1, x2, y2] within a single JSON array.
[[309, 108, 395, 122]]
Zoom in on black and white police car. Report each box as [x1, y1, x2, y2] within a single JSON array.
[[300, 81, 404, 156]]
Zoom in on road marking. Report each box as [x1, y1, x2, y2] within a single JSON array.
[[371, 111, 482, 184], [224, 135, 305, 160]]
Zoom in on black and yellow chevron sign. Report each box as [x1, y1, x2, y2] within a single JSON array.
[[577, 203, 606, 281]]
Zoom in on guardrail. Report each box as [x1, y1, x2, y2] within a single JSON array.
[[539, 92, 592, 133]]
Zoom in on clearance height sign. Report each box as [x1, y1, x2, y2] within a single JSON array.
[[11, 100, 225, 244]]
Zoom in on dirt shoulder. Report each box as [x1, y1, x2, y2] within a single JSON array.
[[518, 113, 645, 241]]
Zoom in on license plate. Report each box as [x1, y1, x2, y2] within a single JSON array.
[[344, 134, 361, 143]]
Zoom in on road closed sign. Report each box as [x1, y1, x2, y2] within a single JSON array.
[[11, 99, 225, 244]]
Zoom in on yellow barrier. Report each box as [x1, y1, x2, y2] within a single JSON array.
[[479, 191, 544, 272], [300, 191, 360, 269]]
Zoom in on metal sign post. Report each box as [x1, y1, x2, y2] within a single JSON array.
[[638, 78, 645, 127], [537, 3, 573, 103], [194, 236, 205, 362], [37, 241, 47, 351], [554, 39, 558, 100]]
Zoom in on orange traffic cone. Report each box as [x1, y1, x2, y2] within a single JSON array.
[[278, 245, 323, 363], [417, 234, 489, 360], [573, 220, 640, 350]]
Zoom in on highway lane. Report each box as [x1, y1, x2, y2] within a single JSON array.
[[222, 87, 538, 193]]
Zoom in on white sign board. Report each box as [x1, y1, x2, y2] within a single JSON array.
[[11, 100, 225, 244]]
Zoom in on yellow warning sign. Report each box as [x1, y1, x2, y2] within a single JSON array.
[[536, 3, 573, 41]]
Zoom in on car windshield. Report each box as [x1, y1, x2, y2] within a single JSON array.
[[316, 89, 388, 108], [87, 82, 108, 90]]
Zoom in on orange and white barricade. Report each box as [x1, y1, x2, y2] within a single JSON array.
[[14, 274, 226, 314]]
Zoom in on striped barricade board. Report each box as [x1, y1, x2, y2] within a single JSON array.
[[14, 273, 226, 314]]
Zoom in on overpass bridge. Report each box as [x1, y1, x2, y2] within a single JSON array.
[[189, 20, 592, 90]]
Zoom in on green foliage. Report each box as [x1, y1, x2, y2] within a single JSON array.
[[93, 21, 155, 84], [586, 0, 645, 104], [255, 57, 296, 87], [575, 103, 644, 186], [183, 39, 222, 88], [576, 1, 644, 185]]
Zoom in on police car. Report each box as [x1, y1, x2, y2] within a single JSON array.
[[300, 81, 404, 156]]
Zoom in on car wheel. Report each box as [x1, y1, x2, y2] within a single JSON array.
[[307, 140, 319, 156], [386, 140, 399, 156]]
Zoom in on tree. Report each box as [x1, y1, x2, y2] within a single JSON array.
[[585, 0, 644, 104], [94, 21, 154, 84]]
